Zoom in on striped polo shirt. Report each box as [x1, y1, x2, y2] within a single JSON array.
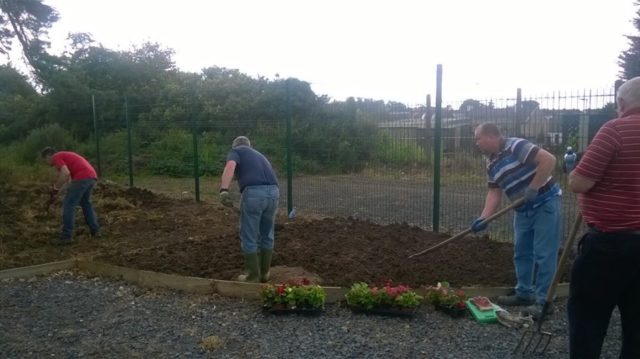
[[486, 137, 560, 210], [574, 108, 640, 232]]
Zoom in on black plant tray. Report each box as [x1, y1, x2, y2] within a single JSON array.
[[435, 304, 468, 318], [348, 306, 418, 317], [262, 305, 324, 316]]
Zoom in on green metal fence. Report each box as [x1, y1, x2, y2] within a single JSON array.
[[436, 88, 616, 240], [92, 76, 618, 240]]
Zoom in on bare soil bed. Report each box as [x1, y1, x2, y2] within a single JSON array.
[[0, 181, 568, 288]]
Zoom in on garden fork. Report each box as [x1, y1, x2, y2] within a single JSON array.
[[513, 212, 583, 356]]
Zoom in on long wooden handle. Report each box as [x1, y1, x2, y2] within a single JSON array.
[[408, 198, 525, 259], [544, 212, 583, 303]]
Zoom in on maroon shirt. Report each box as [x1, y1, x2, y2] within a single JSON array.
[[573, 108, 640, 232], [51, 152, 97, 180]]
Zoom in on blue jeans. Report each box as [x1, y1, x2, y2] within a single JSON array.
[[513, 195, 561, 304], [239, 185, 279, 254], [61, 179, 100, 240]]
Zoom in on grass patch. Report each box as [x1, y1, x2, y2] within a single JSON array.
[[200, 335, 224, 351], [103, 175, 221, 201]]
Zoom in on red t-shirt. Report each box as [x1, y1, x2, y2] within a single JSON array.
[[51, 151, 97, 180], [573, 108, 640, 232]]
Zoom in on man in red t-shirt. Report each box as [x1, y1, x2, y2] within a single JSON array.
[[41, 147, 100, 245], [568, 77, 640, 359]]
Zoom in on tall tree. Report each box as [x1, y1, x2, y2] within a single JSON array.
[[0, 64, 41, 142], [619, 2, 640, 79], [0, 0, 60, 86]]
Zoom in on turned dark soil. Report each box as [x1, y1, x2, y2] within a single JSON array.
[[1, 181, 570, 288]]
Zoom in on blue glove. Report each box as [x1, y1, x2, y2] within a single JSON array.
[[524, 187, 538, 202], [471, 217, 488, 233]]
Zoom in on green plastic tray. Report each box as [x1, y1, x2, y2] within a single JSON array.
[[466, 299, 498, 323]]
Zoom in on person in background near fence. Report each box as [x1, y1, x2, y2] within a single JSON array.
[[41, 147, 101, 245], [471, 123, 562, 319], [567, 77, 640, 359], [563, 146, 577, 174], [219, 136, 280, 283]]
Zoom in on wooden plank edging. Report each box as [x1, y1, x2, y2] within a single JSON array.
[[2, 260, 570, 301], [76, 260, 215, 294], [0, 259, 76, 280]]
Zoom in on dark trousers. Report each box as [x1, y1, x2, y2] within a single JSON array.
[[567, 230, 640, 359]]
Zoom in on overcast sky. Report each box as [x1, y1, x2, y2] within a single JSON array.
[[21, 1, 640, 103]]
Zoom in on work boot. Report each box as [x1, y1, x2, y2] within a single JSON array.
[[237, 253, 260, 282], [522, 302, 554, 320], [497, 294, 535, 306], [259, 249, 273, 283]]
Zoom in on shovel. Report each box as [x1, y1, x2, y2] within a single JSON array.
[[408, 198, 525, 259], [513, 212, 583, 356]]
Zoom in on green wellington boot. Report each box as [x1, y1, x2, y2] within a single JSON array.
[[237, 253, 260, 282], [259, 249, 273, 283]]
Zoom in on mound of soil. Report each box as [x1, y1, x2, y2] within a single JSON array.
[[1, 181, 567, 288]]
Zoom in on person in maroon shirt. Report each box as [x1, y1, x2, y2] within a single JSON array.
[[568, 77, 640, 359], [41, 147, 101, 245]]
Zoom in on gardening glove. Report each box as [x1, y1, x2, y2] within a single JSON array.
[[524, 187, 538, 203], [219, 190, 233, 207], [470, 217, 488, 233]]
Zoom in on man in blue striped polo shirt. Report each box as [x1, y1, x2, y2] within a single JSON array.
[[471, 123, 562, 318]]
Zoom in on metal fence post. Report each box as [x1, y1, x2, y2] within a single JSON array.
[[425, 94, 432, 138], [191, 101, 201, 202], [286, 79, 293, 216], [92, 94, 102, 177], [124, 95, 133, 187], [516, 88, 522, 137], [614, 79, 624, 101], [432, 65, 443, 232]]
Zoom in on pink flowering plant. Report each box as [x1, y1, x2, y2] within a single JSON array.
[[425, 281, 467, 310], [345, 281, 423, 310], [261, 278, 326, 310]]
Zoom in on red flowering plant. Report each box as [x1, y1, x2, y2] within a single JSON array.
[[345, 280, 423, 310], [260, 278, 326, 310], [425, 281, 467, 310]]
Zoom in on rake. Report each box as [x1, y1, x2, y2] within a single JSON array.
[[513, 212, 583, 356], [408, 198, 525, 259]]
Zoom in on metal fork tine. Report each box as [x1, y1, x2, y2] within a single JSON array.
[[513, 330, 554, 356], [523, 332, 536, 353], [541, 334, 552, 353], [513, 331, 528, 353], [532, 334, 545, 352], [514, 330, 533, 354]]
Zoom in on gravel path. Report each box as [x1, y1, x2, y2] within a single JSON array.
[[0, 271, 625, 358]]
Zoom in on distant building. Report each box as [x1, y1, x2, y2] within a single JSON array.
[[377, 101, 613, 155]]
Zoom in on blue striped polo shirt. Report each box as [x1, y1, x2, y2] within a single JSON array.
[[486, 137, 560, 210]]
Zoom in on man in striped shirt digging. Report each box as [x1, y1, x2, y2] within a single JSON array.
[[472, 123, 562, 319], [568, 77, 640, 359]]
